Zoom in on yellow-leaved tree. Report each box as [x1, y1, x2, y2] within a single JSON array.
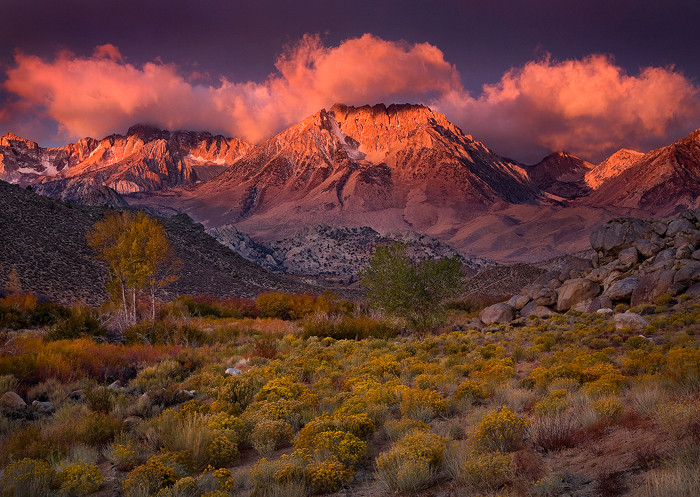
[[87, 211, 179, 324]]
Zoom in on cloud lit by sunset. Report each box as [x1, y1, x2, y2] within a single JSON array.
[[3, 35, 700, 163]]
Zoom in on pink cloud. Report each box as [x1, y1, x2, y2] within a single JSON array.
[[3, 38, 700, 162], [435, 54, 700, 162], [3, 35, 460, 144]]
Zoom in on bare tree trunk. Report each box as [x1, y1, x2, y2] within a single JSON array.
[[132, 288, 137, 324], [151, 283, 156, 322]]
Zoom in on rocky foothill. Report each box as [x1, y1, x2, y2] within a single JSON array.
[[207, 223, 493, 278], [0, 180, 340, 306], [479, 208, 700, 328]]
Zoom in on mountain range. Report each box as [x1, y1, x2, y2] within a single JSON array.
[[3, 103, 700, 264]]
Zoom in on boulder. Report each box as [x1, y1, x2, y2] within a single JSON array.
[[519, 301, 553, 318], [618, 247, 639, 266], [630, 270, 676, 306], [685, 282, 700, 298], [480, 303, 515, 325], [681, 209, 697, 222], [572, 299, 594, 312], [674, 231, 700, 249], [587, 267, 609, 284], [635, 238, 663, 259], [513, 295, 531, 310], [587, 296, 613, 313], [676, 245, 693, 259], [666, 217, 695, 237], [597, 308, 614, 316], [533, 271, 561, 287], [590, 219, 645, 257], [558, 257, 594, 281], [651, 221, 668, 236], [606, 278, 638, 301], [674, 261, 700, 285], [0, 391, 26, 409], [667, 283, 687, 296], [614, 312, 650, 331], [533, 288, 558, 306], [556, 278, 602, 312], [691, 249, 700, 260], [520, 283, 545, 300], [656, 248, 676, 262]]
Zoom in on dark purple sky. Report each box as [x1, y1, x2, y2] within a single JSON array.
[[2, 0, 700, 163]]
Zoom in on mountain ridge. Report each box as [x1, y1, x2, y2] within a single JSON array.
[[5, 104, 700, 264]]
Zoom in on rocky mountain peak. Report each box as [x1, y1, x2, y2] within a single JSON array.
[[125, 124, 171, 142], [0, 132, 40, 150], [525, 151, 592, 199], [585, 148, 644, 189]]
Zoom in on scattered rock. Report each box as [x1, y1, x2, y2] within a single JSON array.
[[0, 391, 26, 409], [533, 288, 558, 306], [674, 261, 700, 285], [587, 296, 613, 313], [590, 219, 645, 257], [480, 303, 515, 325], [519, 301, 553, 318], [631, 270, 676, 306], [68, 389, 85, 400], [666, 217, 695, 237], [606, 278, 638, 301], [618, 247, 639, 266], [507, 294, 531, 311], [614, 312, 650, 330], [635, 238, 662, 258], [676, 245, 693, 259], [556, 278, 602, 312]]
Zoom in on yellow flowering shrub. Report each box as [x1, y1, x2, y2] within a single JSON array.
[[384, 418, 430, 442], [312, 430, 367, 466], [532, 389, 569, 415], [149, 451, 196, 477], [306, 460, 353, 493], [177, 400, 210, 420], [1, 458, 56, 497], [250, 419, 293, 457], [375, 430, 447, 493], [592, 398, 623, 421], [55, 462, 103, 496], [474, 407, 529, 453], [172, 476, 198, 496], [257, 376, 316, 404], [455, 450, 514, 491], [206, 412, 247, 440], [249, 452, 309, 497], [400, 387, 448, 422], [453, 379, 486, 405], [242, 399, 308, 431], [122, 459, 179, 497], [666, 347, 700, 388], [106, 439, 141, 471], [206, 433, 240, 467]]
